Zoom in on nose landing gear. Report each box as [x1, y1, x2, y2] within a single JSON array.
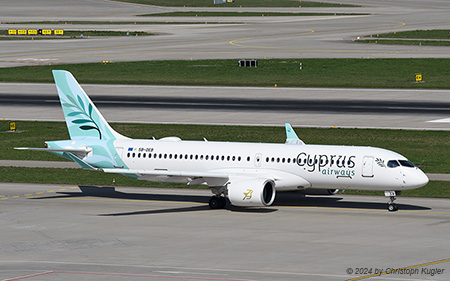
[[385, 191, 401, 212]]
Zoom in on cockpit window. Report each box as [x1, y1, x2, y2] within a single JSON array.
[[387, 160, 400, 168], [399, 160, 416, 168]]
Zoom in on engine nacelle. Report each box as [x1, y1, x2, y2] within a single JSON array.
[[227, 179, 276, 207], [299, 188, 339, 195]]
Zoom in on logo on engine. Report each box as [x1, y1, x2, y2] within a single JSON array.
[[243, 189, 253, 200]]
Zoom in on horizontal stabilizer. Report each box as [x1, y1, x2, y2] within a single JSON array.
[[15, 147, 90, 154]]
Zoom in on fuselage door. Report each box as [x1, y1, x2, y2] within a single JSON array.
[[255, 153, 262, 168], [362, 156, 374, 178]]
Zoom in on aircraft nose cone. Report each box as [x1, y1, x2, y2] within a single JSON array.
[[407, 168, 429, 189]]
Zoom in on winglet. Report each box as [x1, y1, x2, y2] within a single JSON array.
[[285, 123, 305, 145]]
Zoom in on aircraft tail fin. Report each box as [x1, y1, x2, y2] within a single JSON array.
[[52, 70, 127, 140]]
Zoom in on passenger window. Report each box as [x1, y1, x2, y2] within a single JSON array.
[[148, 154, 152, 159], [287, 158, 290, 163], [143, 153, 146, 158], [387, 160, 400, 168], [127, 153, 130, 158], [132, 153, 135, 158], [247, 156, 251, 161], [238, 156, 241, 161], [174, 154, 177, 159]]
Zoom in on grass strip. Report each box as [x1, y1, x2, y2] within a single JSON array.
[[356, 39, 450, 46], [375, 29, 450, 40], [0, 59, 449, 89], [341, 181, 450, 198], [113, 0, 359, 8], [2, 21, 233, 25], [0, 30, 155, 40], [139, 11, 365, 17], [357, 29, 450, 46], [0, 166, 448, 198], [0, 166, 188, 188], [2, 121, 450, 173]]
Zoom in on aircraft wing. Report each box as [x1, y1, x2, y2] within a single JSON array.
[[101, 168, 310, 190], [101, 168, 230, 186]]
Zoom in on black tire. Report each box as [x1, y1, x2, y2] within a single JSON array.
[[209, 196, 221, 209], [219, 197, 227, 209], [388, 203, 398, 212]]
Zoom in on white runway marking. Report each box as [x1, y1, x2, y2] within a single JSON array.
[[428, 118, 450, 123]]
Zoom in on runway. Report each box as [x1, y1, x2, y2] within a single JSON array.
[[0, 182, 450, 281], [2, 82, 450, 130], [1, 0, 450, 68]]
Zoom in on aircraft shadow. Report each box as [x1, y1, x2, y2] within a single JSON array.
[[274, 192, 431, 211], [33, 185, 277, 215], [32, 186, 430, 214]]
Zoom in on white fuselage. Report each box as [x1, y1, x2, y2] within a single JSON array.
[[115, 138, 428, 192]]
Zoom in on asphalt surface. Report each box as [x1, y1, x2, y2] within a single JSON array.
[[1, 182, 450, 281], [2, 83, 450, 130], [1, 0, 450, 67], [3, 91, 450, 115]]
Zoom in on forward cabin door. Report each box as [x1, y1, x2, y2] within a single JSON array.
[[362, 156, 374, 178]]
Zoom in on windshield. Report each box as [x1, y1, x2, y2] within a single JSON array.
[[387, 159, 416, 168], [387, 160, 400, 168], [399, 160, 416, 168]]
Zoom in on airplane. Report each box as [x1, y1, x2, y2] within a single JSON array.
[[16, 70, 429, 212]]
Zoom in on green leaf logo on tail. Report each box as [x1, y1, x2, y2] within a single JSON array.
[[63, 94, 102, 139]]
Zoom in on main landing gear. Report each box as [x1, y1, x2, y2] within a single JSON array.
[[209, 196, 227, 209], [385, 191, 401, 212], [209, 186, 227, 209]]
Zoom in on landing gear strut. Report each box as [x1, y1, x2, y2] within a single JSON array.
[[209, 186, 228, 209], [385, 191, 400, 212]]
